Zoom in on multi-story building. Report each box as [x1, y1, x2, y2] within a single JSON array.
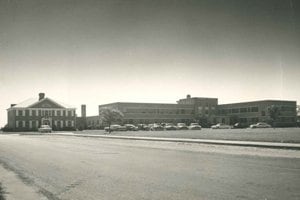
[[216, 100, 297, 127], [6, 93, 76, 131], [97, 95, 218, 126], [96, 95, 297, 127]]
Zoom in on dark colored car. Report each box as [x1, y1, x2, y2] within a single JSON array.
[[124, 124, 138, 131], [233, 123, 248, 129]]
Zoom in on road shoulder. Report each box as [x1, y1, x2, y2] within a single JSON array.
[[0, 164, 46, 200]]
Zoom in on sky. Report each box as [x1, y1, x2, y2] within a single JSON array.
[[0, 0, 299, 127]]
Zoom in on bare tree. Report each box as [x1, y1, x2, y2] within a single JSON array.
[[99, 107, 124, 133]]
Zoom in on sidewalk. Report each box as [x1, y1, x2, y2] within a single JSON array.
[[45, 132, 300, 150]]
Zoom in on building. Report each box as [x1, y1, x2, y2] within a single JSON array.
[[6, 93, 76, 131], [97, 95, 219, 126], [216, 100, 297, 127], [96, 95, 297, 127]]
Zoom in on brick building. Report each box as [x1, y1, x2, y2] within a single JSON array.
[[6, 93, 76, 131], [216, 100, 297, 127], [94, 95, 297, 128], [96, 95, 218, 126]]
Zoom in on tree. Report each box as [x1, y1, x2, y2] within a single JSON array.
[[99, 107, 124, 133], [268, 105, 281, 127]]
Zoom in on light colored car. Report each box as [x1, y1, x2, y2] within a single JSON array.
[[211, 123, 231, 129], [38, 125, 52, 133], [104, 124, 127, 132], [177, 123, 188, 130], [150, 123, 164, 131], [250, 122, 271, 128], [164, 123, 177, 130], [188, 123, 202, 130]]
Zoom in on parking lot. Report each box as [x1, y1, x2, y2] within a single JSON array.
[[81, 128, 300, 143]]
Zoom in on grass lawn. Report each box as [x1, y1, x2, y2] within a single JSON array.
[[81, 127, 300, 143]]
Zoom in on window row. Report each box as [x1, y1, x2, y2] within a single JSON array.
[[125, 108, 194, 115], [218, 107, 259, 115], [15, 109, 75, 117], [15, 120, 75, 128]]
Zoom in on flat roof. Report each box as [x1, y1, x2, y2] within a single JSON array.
[[219, 99, 296, 107]]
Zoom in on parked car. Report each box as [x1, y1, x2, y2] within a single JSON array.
[[188, 123, 202, 130], [137, 124, 150, 131], [233, 123, 248, 129], [150, 123, 164, 131], [104, 124, 127, 132], [211, 123, 231, 129], [250, 122, 271, 128], [38, 125, 52, 133], [124, 124, 138, 131], [164, 123, 177, 130], [177, 123, 188, 130]]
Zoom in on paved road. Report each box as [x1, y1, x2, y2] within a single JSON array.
[[0, 134, 300, 200], [83, 127, 300, 143]]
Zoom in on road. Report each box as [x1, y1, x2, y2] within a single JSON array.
[[0, 134, 300, 200]]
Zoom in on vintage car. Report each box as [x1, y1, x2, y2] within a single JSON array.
[[188, 123, 202, 130], [250, 122, 271, 128], [164, 123, 177, 130], [176, 123, 188, 130], [38, 125, 52, 133], [211, 123, 232, 129], [104, 124, 127, 132]]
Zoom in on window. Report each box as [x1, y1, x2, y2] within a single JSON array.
[[240, 108, 247, 113], [232, 108, 239, 113], [251, 107, 258, 112], [57, 110, 61, 116], [32, 110, 36, 116], [261, 111, 265, 116]]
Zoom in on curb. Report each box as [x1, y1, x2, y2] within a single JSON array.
[[44, 133, 300, 150]]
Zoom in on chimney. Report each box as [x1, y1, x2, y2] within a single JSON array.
[[81, 104, 86, 118], [39, 93, 45, 100], [11, 104, 16, 108], [187, 94, 191, 99]]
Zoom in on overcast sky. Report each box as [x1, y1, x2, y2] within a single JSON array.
[[0, 0, 299, 127]]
